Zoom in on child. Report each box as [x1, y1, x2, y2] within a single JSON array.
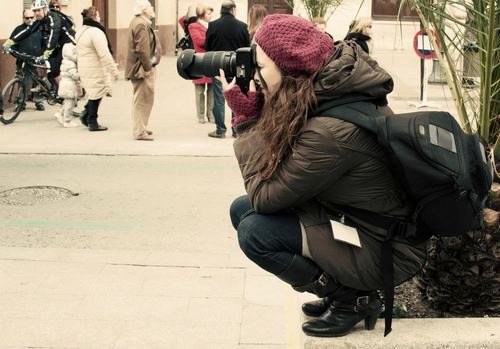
[[55, 43, 82, 127]]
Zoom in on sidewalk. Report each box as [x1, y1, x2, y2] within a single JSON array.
[[0, 51, 474, 349]]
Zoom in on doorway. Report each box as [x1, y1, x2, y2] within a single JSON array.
[[92, 0, 108, 29]]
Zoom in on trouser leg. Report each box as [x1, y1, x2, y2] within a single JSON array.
[[194, 84, 206, 122], [62, 98, 76, 123], [211, 78, 226, 134], [206, 84, 215, 122], [86, 98, 102, 125], [131, 69, 156, 138]]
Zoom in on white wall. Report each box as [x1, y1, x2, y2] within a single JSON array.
[[0, 2, 24, 38], [294, 0, 419, 51], [61, 0, 93, 30]]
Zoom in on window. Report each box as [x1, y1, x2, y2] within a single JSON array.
[[372, 0, 418, 21]]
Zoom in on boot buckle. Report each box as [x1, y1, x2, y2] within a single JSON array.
[[354, 296, 370, 312], [318, 273, 329, 286]]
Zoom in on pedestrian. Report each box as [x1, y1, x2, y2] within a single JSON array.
[[55, 43, 82, 128], [345, 17, 373, 54], [204, 0, 250, 138], [125, 0, 158, 141], [49, 0, 60, 10], [76, 6, 119, 132], [7, 8, 45, 112], [180, 4, 215, 124], [223, 14, 425, 338], [4, 0, 76, 93], [247, 4, 268, 41]]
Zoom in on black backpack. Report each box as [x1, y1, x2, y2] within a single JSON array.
[[50, 9, 76, 45], [176, 17, 196, 51], [320, 101, 493, 336]]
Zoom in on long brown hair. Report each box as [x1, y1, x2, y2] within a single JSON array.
[[248, 5, 268, 40], [256, 74, 318, 180]]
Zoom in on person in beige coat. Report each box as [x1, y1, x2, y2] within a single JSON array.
[[76, 6, 119, 131], [125, 0, 158, 141]]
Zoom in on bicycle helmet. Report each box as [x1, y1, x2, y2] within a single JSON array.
[[32, 0, 49, 10]]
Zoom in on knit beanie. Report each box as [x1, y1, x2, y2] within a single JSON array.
[[254, 14, 335, 78]]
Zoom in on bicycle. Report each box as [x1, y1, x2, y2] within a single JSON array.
[[1, 49, 62, 125]]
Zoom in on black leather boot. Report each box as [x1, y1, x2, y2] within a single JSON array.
[[302, 290, 382, 337], [302, 295, 335, 317], [277, 255, 340, 298]]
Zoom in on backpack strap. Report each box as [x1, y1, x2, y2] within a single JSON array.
[[318, 101, 413, 337]]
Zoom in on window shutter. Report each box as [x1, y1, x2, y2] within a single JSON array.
[[23, 0, 32, 10]]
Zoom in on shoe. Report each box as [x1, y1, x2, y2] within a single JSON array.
[[135, 133, 154, 141], [35, 103, 45, 111], [208, 131, 225, 138], [88, 122, 108, 131], [198, 118, 206, 124], [302, 291, 381, 337], [302, 295, 335, 317], [145, 130, 153, 135], [63, 121, 80, 128], [232, 132, 237, 138], [54, 112, 63, 125]]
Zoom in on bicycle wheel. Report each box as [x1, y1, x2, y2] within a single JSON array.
[[0, 78, 25, 125]]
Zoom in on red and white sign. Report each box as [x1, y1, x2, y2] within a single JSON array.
[[413, 29, 439, 59]]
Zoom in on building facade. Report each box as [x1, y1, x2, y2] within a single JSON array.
[[0, 0, 418, 90]]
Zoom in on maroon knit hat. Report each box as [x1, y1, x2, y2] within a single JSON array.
[[254, 14, 335, 78]]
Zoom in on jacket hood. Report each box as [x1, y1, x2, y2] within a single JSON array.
[[313, 41, 393, 112], [62, 43, 77, 62]]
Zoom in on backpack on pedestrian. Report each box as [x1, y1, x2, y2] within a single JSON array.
[[318, 101, 494, 336], [176, 17, 196, 51], [51, 9, 76, 45]]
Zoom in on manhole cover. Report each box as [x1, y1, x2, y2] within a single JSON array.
[[0, 186, 79, 206]]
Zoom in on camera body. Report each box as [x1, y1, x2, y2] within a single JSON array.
[[177, 46, 256, 93]]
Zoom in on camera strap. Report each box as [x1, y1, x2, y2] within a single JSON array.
[[256, 66, 268, 91]]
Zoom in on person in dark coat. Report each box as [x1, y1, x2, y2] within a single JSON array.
[[344, 17, 373, 54], [6, 0, 76, 93], [9, 8, 45, 111], [220, 15, 426, 338], [204, 0, 250, 138]]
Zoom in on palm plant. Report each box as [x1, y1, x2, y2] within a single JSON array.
[[403, 0, 500, 316], [284, 0, 343, 20]]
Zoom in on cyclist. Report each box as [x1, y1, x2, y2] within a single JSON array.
[[3, 0, 76, 93], [7, 8, 45, 111]]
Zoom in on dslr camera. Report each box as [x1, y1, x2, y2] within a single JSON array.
[[177, 46, 256, 93]]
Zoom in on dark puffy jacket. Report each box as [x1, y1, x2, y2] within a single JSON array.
[[12, 10, 75, 52], [233, 42, 426, 290]]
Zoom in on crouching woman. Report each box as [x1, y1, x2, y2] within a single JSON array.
[[223, 14, 426, 337]]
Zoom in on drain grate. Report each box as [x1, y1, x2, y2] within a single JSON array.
[[0, 186, 79, 206]]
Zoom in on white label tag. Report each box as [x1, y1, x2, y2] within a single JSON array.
[[330, 220, 362, 248]]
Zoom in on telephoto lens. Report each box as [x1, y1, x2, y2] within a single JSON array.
[[177, 49, 236, 80]]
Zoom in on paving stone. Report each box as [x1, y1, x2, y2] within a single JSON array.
[[240, 304, 287, 345], [244, 274, 287, 307]]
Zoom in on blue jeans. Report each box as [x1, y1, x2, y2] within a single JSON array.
[[229, 195, 302, 275], [212, 78, 227, 134]]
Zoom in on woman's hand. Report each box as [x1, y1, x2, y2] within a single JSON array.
[[216, 69, 256, 93], [216, 69, 263, 128]]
